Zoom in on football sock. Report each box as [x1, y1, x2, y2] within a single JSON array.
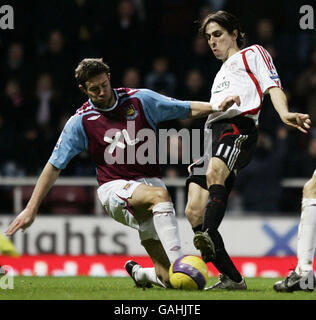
[[133, 266, 165, 287], [209, 230, 243, 283], [203, 184, 228, 232], [202, 182, 242, 283], [152, 202, 183, 263], [295, 198, 316, 277]]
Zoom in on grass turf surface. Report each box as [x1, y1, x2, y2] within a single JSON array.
[[0, 276, 315, 300]]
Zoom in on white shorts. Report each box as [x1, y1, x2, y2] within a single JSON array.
[[97, 177, 167, 241]]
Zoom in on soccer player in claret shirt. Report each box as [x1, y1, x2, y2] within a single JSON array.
[[185, 11, 311, 290], [5, 58, 240, 288]]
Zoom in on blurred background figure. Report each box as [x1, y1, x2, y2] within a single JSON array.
[[38, 30, 74, 94], [235, 127, 289, 213], [0, 42, 32, 91], [289, 135, 316, 178], [145, 56, 177, 96], [295, 49, 316, 112], [177, 69, 209, 131], [255, 18, 275, 49], [34, 73, 61, 129], [100, 0, 146, 86], [122, 67, 142, 88], [181, 69, 208, 102]]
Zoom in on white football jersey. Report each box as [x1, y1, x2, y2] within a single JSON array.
[[206, 44, 281, 126]]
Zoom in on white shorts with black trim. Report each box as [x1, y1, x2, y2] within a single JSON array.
[[97, 177, 166, 241]]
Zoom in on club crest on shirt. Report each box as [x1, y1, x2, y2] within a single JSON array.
[[125, 104, 138, 120], [229, 61, 238, 72]]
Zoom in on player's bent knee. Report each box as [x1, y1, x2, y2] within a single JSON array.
[[151, 187, 171, 205], [185, 206, 203, 227], [206, 168, 225, 186]]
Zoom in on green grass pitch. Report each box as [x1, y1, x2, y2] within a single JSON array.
[[0, 276, 315, 300]]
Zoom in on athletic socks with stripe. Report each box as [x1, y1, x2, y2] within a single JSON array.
[[199, 184, 243, 283]]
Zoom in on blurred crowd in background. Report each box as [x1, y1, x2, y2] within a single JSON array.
[[0, 0, 315, 214]]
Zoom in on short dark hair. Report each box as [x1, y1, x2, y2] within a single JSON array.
[[199, 11, 246, 48], [75, 58, 110, 88]]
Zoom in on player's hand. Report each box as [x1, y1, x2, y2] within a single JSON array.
[[218, 95, 241, 112], [281, 112, 311, 134], [5, 208, 36, 236]]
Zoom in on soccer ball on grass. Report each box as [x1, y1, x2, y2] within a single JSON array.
[[169, 255, 209, 290]]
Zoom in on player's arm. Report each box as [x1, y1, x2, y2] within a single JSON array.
[[188, 95, 241, 119], [5, 114, 87, 236], [269, 87, 311, 133], [138, 89, 241, 127], [5, 162, 61, 235]]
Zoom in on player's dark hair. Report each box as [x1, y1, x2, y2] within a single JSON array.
[[199, 11, 246, 48], [75, 58, 110, 88]]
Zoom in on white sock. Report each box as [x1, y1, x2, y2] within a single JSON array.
[[133, 266, 165, 287], [295, 198, 316, 277], [152, 202, 183, 263]]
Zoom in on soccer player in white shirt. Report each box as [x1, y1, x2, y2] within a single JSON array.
[[274, 170, 316, 292], [185, 11, 311, 290]]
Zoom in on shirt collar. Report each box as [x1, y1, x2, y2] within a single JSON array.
[[88, 90, 118, 112]]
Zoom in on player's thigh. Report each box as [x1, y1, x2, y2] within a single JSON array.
[[129, 183, 171, 213], [141, 239, 171, 286], [185, 182, 209, 227], [205, 157, 230, 187]]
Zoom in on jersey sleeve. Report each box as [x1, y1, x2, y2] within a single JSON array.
[[251, 45, 282, 94], [48, 114, 88, 169], [135, 89, 191, 128]]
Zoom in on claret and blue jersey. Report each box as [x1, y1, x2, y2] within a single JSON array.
[[49, 88, 190, 185]]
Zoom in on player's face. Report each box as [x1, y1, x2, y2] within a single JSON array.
[[205, 22, 238, 62], [83, 73, 115, 108]]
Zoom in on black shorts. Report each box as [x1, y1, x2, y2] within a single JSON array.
[[186, 116, 258, 191]]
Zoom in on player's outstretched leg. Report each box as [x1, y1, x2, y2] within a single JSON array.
[[130, 184, 183, 264], [125, 239, 171, 288], [273, 270, 315, 292], [185, 182, 216, 262], [188, 161, 244, 288], [205, 273, 247, 290], [274, 171, 316, 292], [193, 229, 216, 262], [124, 260, 153, 289]]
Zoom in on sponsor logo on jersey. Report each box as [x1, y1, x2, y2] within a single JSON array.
[[213, 81, 230, 94], [87, 115, 101, 121], [125, 104, 138, 120], [104, 129, 140, 154]]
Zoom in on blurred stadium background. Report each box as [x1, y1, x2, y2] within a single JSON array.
[[0, 0, 315, 278]]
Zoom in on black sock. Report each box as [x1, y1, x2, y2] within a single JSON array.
[[202, 184, 228, 232], [210, 231, 242, 283], [192, 224, 203, 234], [202, 179, 242, 283]]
